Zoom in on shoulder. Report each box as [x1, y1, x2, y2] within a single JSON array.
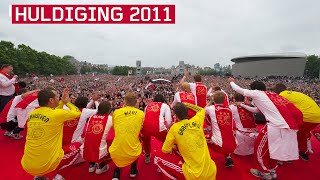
[[137, 109, 145, 116]]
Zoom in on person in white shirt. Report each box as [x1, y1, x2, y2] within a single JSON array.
[[0, 89, 38, 139], [228, 77, 302, 180], [0, 64, 18, 113], [229, 93, 258, 156]]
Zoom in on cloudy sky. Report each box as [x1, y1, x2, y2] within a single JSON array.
[[0, 0, 319, 68]]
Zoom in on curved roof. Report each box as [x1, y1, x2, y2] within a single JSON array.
[[231, 52, 307, 63]]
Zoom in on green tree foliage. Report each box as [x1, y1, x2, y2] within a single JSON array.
[[0, 40, 77, 76], [304, 55, 320, 78], [199, 68, 219, 75], [111, 66, 136, 75]]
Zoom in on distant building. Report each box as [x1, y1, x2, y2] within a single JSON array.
[[231, 53, 307, 78], [178, 61, 185, 75], [136, 60, 142, 76]]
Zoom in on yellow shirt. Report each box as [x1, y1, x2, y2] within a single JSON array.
[[280, 90, 320, 123], [162, 103, 217, 180], [21, 101, 81, 176], [109, 106, 144, 167]]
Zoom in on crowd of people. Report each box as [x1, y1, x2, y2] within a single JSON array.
[[1, 63, 320, 180]]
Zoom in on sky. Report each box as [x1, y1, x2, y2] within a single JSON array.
[[0, 0, 319, 68]]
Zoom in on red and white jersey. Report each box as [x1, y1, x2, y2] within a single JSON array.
[[80, 114, 112, 162], [143, 102, 172, 133], [230, 82, 302, 130], [15, 93, 39, 128], [189, 82, 207, 108], [229, 104, 256, 132], [63, 108, 97, 145], [230, 82, 302, 161], [0, 95, 23, 123], [205, 105, 236, 149], [172, 91, 197, 119], [207, 88, 230, 107]]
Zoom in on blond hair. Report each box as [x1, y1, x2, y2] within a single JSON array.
[[181, 82, 191, 92]]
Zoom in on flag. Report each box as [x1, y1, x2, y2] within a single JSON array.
[[15, 93, 39, 128], [145, 82, 155, 91]]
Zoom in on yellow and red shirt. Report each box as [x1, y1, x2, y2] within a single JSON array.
[[109, 106, 144, 167], [21, 101, 81, 176], [162, 103, 217, 180]]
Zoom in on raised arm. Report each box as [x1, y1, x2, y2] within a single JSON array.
[[21, 90, 39, 99], [184, 103, 205, 126], [228, 77, 257, 98]]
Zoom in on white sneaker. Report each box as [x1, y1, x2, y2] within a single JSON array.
[[4, 131, 12, 137], [13, 134, 23, 140], [53, 174, 65, 180], [95, 164, 110, 174], [88, 164, 96, 173]]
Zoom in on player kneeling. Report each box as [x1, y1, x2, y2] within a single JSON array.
[[80, 101, 113, 175], [154, 102, 217, 180]]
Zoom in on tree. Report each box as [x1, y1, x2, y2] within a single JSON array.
[[199, 68, 218, 75], [214, 63, 220, 71], [0, 40, 78, 76], [111, 66, 136, 75], [304, 55, 320, 78]]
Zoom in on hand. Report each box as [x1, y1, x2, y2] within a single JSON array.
[[173, 144, 178, 151], [13, 75, 18, 79], [62, 88, 70, 104], [227, 77, 235, 83], [184, 70, 189, 77]]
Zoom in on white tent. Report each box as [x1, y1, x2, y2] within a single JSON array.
[[152, 78, 171, 83]]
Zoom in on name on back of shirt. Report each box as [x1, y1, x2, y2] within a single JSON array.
[[178, 121, 201, 135], [124, 110, 138, 116], [28, 113, 49, 123]]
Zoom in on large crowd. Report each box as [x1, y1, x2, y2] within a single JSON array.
[[21, 73, 320, 106]]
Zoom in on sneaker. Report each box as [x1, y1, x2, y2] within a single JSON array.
[[250, 168, 276, 180], [88, 163, 96, 173], [225, 157, 234, 167], [112, 168, 120, 180], [96, 164, 110, 174], [13, 134, 23, 140], [299, 151, 309, 161], [4, 131, 12, 137], [145, 154, 151, 164], [53, 174, 65, 180], [34, 176, 49, 180], [130, 163, 138, 177]]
